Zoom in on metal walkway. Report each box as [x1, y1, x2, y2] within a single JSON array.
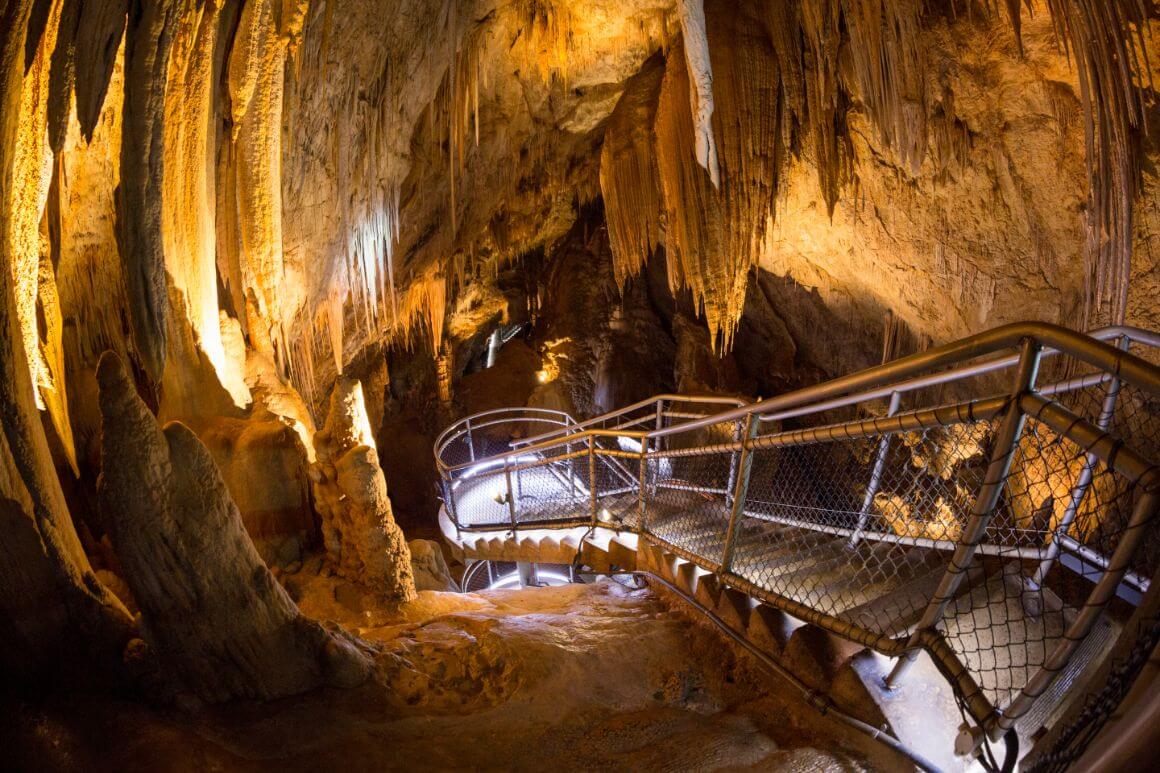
[[435, 322, 1160, 756]]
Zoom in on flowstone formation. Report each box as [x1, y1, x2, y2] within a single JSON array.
[[96, 352, 371, 703], [311, 378, 416, 602]]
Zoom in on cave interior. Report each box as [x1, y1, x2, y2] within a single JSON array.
[[1, 0, 1160, 771]]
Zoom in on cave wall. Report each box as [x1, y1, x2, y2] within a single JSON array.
[[0, 0, 1157, 680]]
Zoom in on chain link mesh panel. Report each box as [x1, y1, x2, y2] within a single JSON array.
[[644, 448, 734, 567], [436, 337, 1160, 752], [939, 414, 1153, 716], [732, 420, 996, 638]]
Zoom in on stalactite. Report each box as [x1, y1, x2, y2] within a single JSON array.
[[326, 290, 344, 375], [10, 0, 59, 414], [228, 0, 295, 336], [675, 0, 720, 187], [162, 0, 250, 409], [1033, 0, 1149, 326], [55, 41, 130, 373], [0, 0, 134, 677], [5, 0, 78, 475], [36, 246, 76, 475], [654, 0, 781, 352], [45, 0, 78, 154], [799, 0, 848, 216], [600, 56, 665, 292], [73, 0, 127, 142], [120, 0, 182, 384], [841, 0, 927, 175]]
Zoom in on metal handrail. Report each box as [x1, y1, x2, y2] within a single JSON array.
[[654, 323, 1160, 440], [434, 406, 576, 472], [435, 321, 1160, 748], [443, 323, 1158, 477], [512, 393, 749, 447]]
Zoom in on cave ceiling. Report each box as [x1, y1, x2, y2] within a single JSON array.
[[2, 0, 1157, 428]]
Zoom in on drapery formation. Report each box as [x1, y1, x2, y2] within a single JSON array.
[[602, 0, 1149, 350]]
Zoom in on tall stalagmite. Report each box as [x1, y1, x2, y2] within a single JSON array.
[[311, 378, 417, 602], [96, 352, 372, 703]]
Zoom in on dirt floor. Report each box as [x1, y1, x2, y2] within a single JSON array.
[[2, 577, 889, 771]]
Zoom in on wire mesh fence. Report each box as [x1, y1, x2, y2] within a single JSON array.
[[435, 327, 1160, 747]]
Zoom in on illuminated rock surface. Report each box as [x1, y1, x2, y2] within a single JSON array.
[[0, 0, 1157, 769], [1, 580, 884, 771]]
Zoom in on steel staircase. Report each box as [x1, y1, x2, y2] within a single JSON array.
[[434, 323, 1160, 769]]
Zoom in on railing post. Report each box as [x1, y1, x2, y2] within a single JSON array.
[[503, 457, 518, 531], [848, 390, 902, 549], [588, 434, 598, 525], [886, 338, 1041, 689], [466, 417, 475, 462], [565, 417, 576, 500], [720, 413, 759, 574], [724, 418, 744, 507], [654, 399, 665, 453], [1031, 336, 1127, 588], [637, 436, 649, 533]]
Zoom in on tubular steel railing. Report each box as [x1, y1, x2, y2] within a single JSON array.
[[434, 322, 1160, 745]]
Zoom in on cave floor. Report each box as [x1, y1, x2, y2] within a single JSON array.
[[3, 578, 883, 772]]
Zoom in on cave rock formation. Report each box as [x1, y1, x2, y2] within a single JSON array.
[[311, 378, 417, 603], [96, 352, 371, 703]]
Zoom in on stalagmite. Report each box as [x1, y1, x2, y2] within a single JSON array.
[[96, 352, 371, 702], [435, 339, 453, 410], [310, 379, 416, 602]]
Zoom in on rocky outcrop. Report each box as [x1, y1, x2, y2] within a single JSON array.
[[409, 539, 459, 593], [196, 413, 316, 569], [311, 379, 416, 603], [95, 352, 371, 703]]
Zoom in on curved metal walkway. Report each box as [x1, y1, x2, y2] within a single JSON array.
[[435, 322, 1160, 760]]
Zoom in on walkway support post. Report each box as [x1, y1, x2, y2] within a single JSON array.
[[725, 418, 744, 508], [848, 390, 902, 549], [589, 434, 598, 525], [1031, 336, 1127, 588], [886, 337, 1041, 688], [654, 399, 665, 453], [503, 457, 518, 531], [638, 437, 650, 533], [720, 414, 759, 574], [566, 417, 577, 500]]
